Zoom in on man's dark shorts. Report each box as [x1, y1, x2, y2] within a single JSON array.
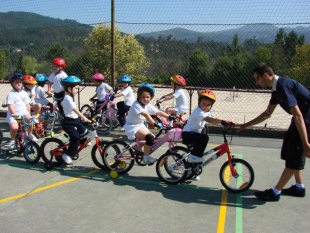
[[281, 121, 310, 170]]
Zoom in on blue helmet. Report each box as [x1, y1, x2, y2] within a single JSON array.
[[120, 75, 132, 83], [61, 76, 81, 87], [36, 74, 48, 83], [8, 72, 23, 83], [138, 83, 155, 97]]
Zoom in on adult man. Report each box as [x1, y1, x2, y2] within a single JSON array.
[[238, 62, 310, 201]]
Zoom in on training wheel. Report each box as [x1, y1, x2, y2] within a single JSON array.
[[110, 170, 119, 179], [44, 162, 54, 171], [72, 154, 79, 160], [118, 161, 127, 169], [50, 131, 55, 137]]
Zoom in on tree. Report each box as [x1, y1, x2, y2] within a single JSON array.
[[45, 42, 69, 62], [84, 23, 149, 85], [0, 50, 8, 79]]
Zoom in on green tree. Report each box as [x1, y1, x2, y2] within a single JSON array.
[[0, 50, 8, 79], [45, 42, 69, 62]]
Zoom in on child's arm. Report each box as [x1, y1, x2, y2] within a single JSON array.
[[8, 104, 16, 115], [140, 111, 156, 125], [158, 93, 174, 103], [73, 108, 92, 123], [204, 116, 227, 125]]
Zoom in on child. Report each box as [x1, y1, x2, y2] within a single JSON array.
[[34, 74, 54, 112], [112, 75, 135, 131], [60, 76, 92, 165], [47, 57, 68, 115], [22, 75, 41, 121], [124, 83, 174, 165], [89, 73, 112, 114], [182, 89, 232, 163], [157, 75, 188, 115], [1, 72, 37, 150]]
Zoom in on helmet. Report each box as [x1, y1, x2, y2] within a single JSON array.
[[23, 75, 37, 85], [60, 76, 81, 87], [92, 73, 105, 81], [8, 72, 23, 83], [138, 83, 155, 97], [36, 74, 48, 83], [120, 75, 132, 83], [199, 89, 216, 102], [52, 58, 66, 68], [170, 75, 186, 86]]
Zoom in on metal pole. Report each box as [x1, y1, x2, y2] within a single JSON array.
[[111, 0, 115, 87]]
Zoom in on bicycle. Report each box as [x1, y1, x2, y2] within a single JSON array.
[[101, 121, 187, 178], [32, 105, 57, 138], [2, 115, 41, 164], [40, 121, 109, 170], [156, 124, 255, 193]]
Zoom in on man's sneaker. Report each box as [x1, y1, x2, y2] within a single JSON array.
[[254, 189, 280, 201], [187, 154, 204, 163], [1, 140, 16, 150], [143, 156, 157, 165], [28, 133, 38, 142], [282, 185, 306, 197], [62, 154, 73, 165]]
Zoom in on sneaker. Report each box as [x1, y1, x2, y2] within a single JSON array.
[[254, 189, 280, 201], [62, 154, 73, 165], [28, 133, 38, 142], [281, 185, 306, 197], [143, 156, 157, 165], [191, 176, 200, 181], [34, 118, 39, 124], [187, 154, 204, 163], [1, 140, 16, 150]]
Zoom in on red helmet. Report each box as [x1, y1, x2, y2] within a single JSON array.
[[170, 75, 186, 86], [92, 73, 105, 81], [199, 89, 216, 102], [23, 75, 37, 85], [52, 58, 66, 68]]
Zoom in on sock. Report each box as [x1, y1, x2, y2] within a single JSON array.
[[272, 187, 281, 195], [295, 183, 305, 190]]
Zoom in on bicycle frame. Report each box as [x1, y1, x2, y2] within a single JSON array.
[[14, 115, 35, 152]]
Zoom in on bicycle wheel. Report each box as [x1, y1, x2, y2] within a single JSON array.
[[96, 114, 113, 134], [40, 137, 66, 167], [156, 152, 188, 184], [219, 158, 254, 193], [0, 129, 3, 144], [102, 140, 135, 174], [23, 140, 40, 164], [91, 139, 109, 169], [167, 146, 195, 180], [80, 104, 93, 122], [15, 133, 25, 155]]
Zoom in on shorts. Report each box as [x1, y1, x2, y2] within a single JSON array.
[[6, 111, 31, 125], [174, 106, 187, 115], [124, 123, 147, 140], [281, 121, 309, 170]]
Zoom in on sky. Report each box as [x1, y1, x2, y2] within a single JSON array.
[[1, 0, 310, 34]]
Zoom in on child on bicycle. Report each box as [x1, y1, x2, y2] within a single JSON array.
[[60, 76, 92, 165], [34, 74, 54, 113], [157, 75, 188, 116], [22, 75, 41, 122], [182, 89, 232, 163], [1, 72, 37, 150], [89, 73, 112, 114], [47, 57, 68, 115], [124, 83, 174, 165], [111, 75, 135, 131]]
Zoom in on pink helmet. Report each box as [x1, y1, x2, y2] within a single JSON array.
[[92, 73, 105, 81]]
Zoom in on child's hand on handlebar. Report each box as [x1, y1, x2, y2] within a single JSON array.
[[154, 122, 163, 129], [168, 115, 176, 121], [221, 120, 234, 128]]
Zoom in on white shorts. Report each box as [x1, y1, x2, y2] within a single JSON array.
[[6, 111, 31, 125], [124, 123, 147, 140], [174, 106, 187, 115]]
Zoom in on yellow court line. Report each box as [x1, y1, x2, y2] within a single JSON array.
[[0, 169, 99, 203]]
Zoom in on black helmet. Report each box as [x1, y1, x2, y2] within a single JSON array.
[[8, 72, 23, 83]]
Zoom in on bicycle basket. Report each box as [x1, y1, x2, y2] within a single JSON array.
[[169, 128, 182, 141]]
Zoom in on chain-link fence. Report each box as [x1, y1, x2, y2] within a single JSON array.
[[1, 1, 309, 129]]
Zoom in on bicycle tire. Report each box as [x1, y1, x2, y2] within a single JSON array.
[[0, 129, 3, 144], [102, 140, 135, 174], [15, 133, 25, 155], [80, 104, 93, 122], [91, 139, 109, 169], [40, 137, 66, 167], [96, 115, 113, 134], [23, 140, 40, 164], [156, 152, 188, 184], [219, 158, 254, 193]]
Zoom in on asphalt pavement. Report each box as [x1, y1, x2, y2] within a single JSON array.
[[0, 117, 309, 233]]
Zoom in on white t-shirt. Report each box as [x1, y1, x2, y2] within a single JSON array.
[[96, 83, 112, 101], [48, 71, 68, 93], [125, 101, 158, 126], [121, 86, 135, 106], [61, 95, 78, 119], [173, 88, 188, 114], [6, 89, 30, 118], [34, 86, 49, 106], [183, 106, 213, 133], [22, 86, 35, 99]]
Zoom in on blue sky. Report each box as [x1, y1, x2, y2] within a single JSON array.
[[1, 0, 310, 34]]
